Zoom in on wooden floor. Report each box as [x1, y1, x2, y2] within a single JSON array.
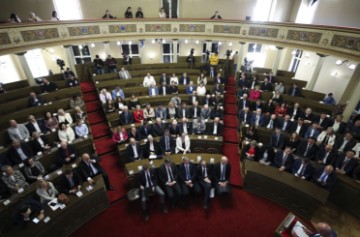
[[312, 203, 360, 237]]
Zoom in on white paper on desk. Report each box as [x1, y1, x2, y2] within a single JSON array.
[[292, 221, 309, 237], [24, 138, 29, 142], [210, 188, 215, 198], [198, 136, 202, 139], [214, 137, 219, 140], [210, 158, 215, 164], [37, 152, 43, 156], [149, 155, 157, 160], [71, 163, 77, 168], [138, 166, 143, 171], [197, 156, 202, 162], [128, 170, 134, 175], [33, 218, 40, 224], [3, 199, 10, 206], [76, 191, 83, 198], [86, 185, 94, 192], [148, 121, 153, 124], [131, 124, 135, 127], [59, 204, 66, 209], [84, 135, 88, 139], [18, 163, 24, 168], [204, 135, 208, 139], [118, 111, 123, 114], [44, 175, 50, 180], [44, 216, 51, 223], [162, 120, 166, 123], [18, 188, 24, 193], [48, 199, 60, 211], [56, 170, 63, 175]]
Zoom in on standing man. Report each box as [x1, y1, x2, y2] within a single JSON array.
[[178, 157, 200, 207], [197, 159, 213, 209], [93, 55, 105, 75], [213, 156, 231, 195], [159, 158, 182, 208]]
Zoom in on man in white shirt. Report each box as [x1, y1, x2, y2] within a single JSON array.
[[143, 73, 156, 87], [170, 73, 179, 85], [99, 89, 112, 104], [196, 83, 206, 96]]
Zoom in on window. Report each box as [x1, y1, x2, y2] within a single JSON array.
[[295, 0, 319, 24], [246, 43, 265, 68], [72, 45, 91, 64], [25, 49, 48, 78], [53, 0, 83, 20], [121, 43, 140, 58], [162, 43, 179, 63], [289, 49, 303, 73], [0, 55, 21, 83], [252, 0, 276, 21]]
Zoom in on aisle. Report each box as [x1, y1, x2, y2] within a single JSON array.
[[223, 76, 242, 187], [81, 82, 128, 202]]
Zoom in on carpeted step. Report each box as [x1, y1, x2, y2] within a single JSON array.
[[99, 154, 128, 203], [80, 82, 96, 93], [94, 137, 116, 156], [225, 95, 236, 104], [224, 104, 237, 115], [223, 128, 239, 143], [83, 92, 99, 102], [225, 87, 236, 95], [223, 115, 238, 128], [222, 143, 242, 186], [91, 123, 111, 139], [88, 112, 106, 125], [85, 101, 102, 113]]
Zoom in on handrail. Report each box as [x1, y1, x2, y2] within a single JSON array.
[[0, 19, 359, 60]]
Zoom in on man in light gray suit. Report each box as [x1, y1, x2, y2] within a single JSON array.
[[8, 120, 30, 141], [118, 67, 132, 79]]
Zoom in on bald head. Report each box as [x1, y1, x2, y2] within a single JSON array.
[[221, 156, 228, 165], [314, 222, 332, 237]]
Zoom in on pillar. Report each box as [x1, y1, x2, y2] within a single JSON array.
[[103, 41, 111, 56], [235, 41, 246, 73], [272, 46, 284, 74], [15, 52, 36, 86], [172, 39, 178, 63], [306, 53, 328, 91], [63, 45, 78, 77], [342, 76, 360, 121], [138, 39, 145, 64], [339, 64, 360, 104]]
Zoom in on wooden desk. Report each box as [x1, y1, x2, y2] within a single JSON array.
[[1, 175, 108, 237], [125, 153, 223, 175], [243, 160, 329, 219]]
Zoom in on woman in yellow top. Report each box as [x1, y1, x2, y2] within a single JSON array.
[[209, 52, 219, 66]]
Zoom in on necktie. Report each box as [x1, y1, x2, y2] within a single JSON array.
[[221, 165, 225, 180], [304, 144, 311, 157], [185, 165, 190, 180], [298, 164, 305, 176], [282, 155, 287, 166], [125, 113, 128, 124], [167, 166, 174, 182], [342, 158, 349, 169], [323, 152, 329, 163], [146, 172, 153, 187], [320, 172, 327, 182], [276, 135, 280, 147], [202, 167, 205, 177], [165, 136, 170, 151], [88, 162, 94, 176]]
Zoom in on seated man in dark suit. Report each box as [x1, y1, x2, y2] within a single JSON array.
[[189, 100, 201, 119], [7, 139, 33, 166], [272, 147, 294, 172], [290, 118, 307, 137], [202, 94, 214, 107], [57, 141, 77, 167], [333, 132, 357, 153], [178, 157, 200, 207], [177, 102, 190, 119], [208, 117, 223, 136], [128, 127, 142, 141], [29, 131, 51, 154], [152, 118, 165, 136], [158, 158, 182, 208], [291, 158, 313, 180], [238, 94, 251, 111], [138, 164, 167, 221], [27, 92, 43, 107], [260, 78, 273, 91], [269, 128, 285, 150], [179, 72, 190, 85], [250, 108, 265, 127], [262, 114, 278, 130], [296, 137, 319, 160], [143, 135, 161, 159], [238, 106, 252, 125], [278, 114, 293, 133], [126, 138, 143, 162], [159, 73, 170, 85], [160, 129, 176, 155], [139, 121, 154, 139], [197, 159, 213, 209], [312, 165, 336, 190], [168, 119, 181, 138], [316, 144, 337, 166], [79, 153, 113, 190], [12, 198, 45, 227], [41, 79, 58, 93], [66, 75, 79, 87], [119, 106, 134, 125], [304, 122, 321, 140], [335, 150, 357, 176], [179, 118, 192, 135], [213, 156, 231, 195], [159, 82, 170, 96], [316, 113, 332, 130], [58, 169, 82, 195], [288, 83, 301, 96], [26, 115, 47, 135]]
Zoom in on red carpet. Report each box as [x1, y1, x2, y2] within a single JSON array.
[[94, 137, 116, 155], [223, 115, 238, 128], [223, 128, 239, 143], [225, 86, 236, 95], [224, 104, 237, 115], [83, 92, 99, 102], [81, 82, 96, 93], [100, 154, 128, 202], [223, 143, 242, 186], [91, 123, 111, 139], [70, 188, 289, 237], [225, 95, 236, 104], [87, 112, 105, 125], [85, 101, 102, 113]]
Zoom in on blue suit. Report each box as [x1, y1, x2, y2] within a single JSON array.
[[250, 113, 265, 127], [304, 127, 320, 139], [291, 159, 313, 180], [239, 111, 252, 124], [272, 150, 294, 172], [335, 155, 358, 176], [186, 85, 196, 94], [112, 89, 125, 100]]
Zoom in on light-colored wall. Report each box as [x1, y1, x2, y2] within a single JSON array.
[[140, 40, 162, 64], [278, 48, 294, 71], [270, 0, 294, 22], [42, 46, 69, 74], [294, 50, 318, 82]]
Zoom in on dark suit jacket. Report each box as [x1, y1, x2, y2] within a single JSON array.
[[290, 123, 307, 137], [7, 143, 34, 165], [287, 108, 302, 120], [296, 141, 319, 160], [159, 135, 175, 154], [138, 168, 158, 187], [312, 167, 336, 190], [152, 123, 165, 136], [158, 86, 170, 95], [57, 144, 77, 166], [13, 199, 43, 226], [26, 120, 47, 135], [207, 122, 223, 136], [269, 133, 285, 149], [291, 159, 313, 180], [189, 106, 201, 118], [126, 143, 143, 162], [262, 117, 278, 129], [143, 141, 161, 158], [119, 112, 134, 125], [213, 163, 231, 182], [28, 96, 43, 107], [260, 83, 273, 91], [179, 76, 190, 85], [202, 97, 214, 106], [159, 163, 179, 185], [277, 119, 293, 133], [128, 130, 142, 141], [58, 171, 82, 194], [139, 125, 154, 139], [168, 125, 181, 137], [239, 111, 252, 124], [29, 135, 50, 153], [304, 127, 321, 139], [238, 99, 251, 110], [288, 86, 301, 96], [272, 151, 294, 172], [335, 155, 358, 175], [178, 163, 197, 183], [177, 108, 190, 119], [333, 137, 357, 152], [78, 156, 105, 180], [315, 147, 337, 166], [179, 122, 193, 134], [159, 76, 170, 85], [196, 164, 213, 181], [316, 117, 332, 130]]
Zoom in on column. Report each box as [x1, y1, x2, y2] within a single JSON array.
[[63, 45, 78, 77], [138, 39, 145, 64], [306, 53, 328, 91], [272, 46, 284, 74], [103, 41, 111, 56], [342, 74, 360, 121], [172, 39, 178, 63], [235, 41, 246, 73], [15, 52, 36, 86]]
